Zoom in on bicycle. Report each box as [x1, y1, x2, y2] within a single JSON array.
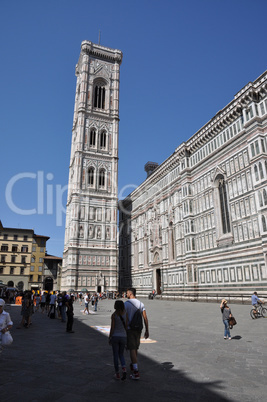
[[250, 302, 267, 319]]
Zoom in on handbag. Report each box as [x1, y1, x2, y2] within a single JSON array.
[[228, 316, 237, 329], [1, 331, 13, 346]]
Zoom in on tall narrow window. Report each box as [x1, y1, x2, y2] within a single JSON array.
[[94, 85, 106, 109], [264, 189, 267, 205], [100, 131, 106, 149], [218, 176, 231, 234], [254, 165, 259, 181], [90, 129, 96, 146], [259, 162, 264, 179], [99, 169, 105, 188], [88, 167, 94, 186], [259, 191, 263, 207], [251, 143, 255, 157], [262, 215, 267, 232]]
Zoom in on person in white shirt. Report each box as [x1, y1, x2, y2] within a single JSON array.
[[0, 298, 13, 349], [83, 293, 90, 315], [124, 288, 149, 380]]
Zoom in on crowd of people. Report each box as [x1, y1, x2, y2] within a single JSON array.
[[1, 286, 266, 381]]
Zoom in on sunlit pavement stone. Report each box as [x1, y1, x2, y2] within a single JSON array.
[[1, 298, 266, 402]]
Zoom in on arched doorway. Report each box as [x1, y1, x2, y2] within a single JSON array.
[[44, 277, 53, 291], [156, 269, 162, 295]]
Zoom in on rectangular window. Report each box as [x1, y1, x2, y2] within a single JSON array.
[[12, 245, 18, 252], [40, 247, 44, 252], [39, 258, 43, 263], [30, 266, 34, 272], [38, 275, 42, 281], [14, 235, 18, 240], [1, 244, 8, 251], [29, 275, 33, 281], [32, 246, 36, 252], [38, 266, 42, 272], [21, 246, 28, 252], [233, 124, 237, 135], [21, 256, 26, 264], [11, 255, 16, 263], [3, 234, 8, 240], [1, 255, 6, 263], [10, 267, 14, 275], [23, 235, 28, 241], [0, 267, 3, 274], [20, 267, 24, 275]]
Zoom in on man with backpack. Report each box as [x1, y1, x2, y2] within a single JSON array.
[[124, 287, 149, 380]]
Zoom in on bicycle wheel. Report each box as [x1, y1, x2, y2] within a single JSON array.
[[261, 308, 267, 318], [250, 309, 257, 319]]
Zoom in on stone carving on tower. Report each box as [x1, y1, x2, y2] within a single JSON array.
[[62, 41, 123, 292]]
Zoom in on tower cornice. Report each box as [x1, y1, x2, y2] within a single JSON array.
[[80, 40, 123, 65]]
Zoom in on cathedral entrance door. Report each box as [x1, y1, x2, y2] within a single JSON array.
[[156, 268, 161, 295]]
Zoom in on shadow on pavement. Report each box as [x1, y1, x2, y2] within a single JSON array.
[[0, 305, 231, 402]]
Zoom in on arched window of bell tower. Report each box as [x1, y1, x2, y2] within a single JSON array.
[[89, 129, 96, 147], [99, 168, 106, 188], [94, 81, 106, 109], [100, 131, 107, 149], [88, 167, 95, 186]]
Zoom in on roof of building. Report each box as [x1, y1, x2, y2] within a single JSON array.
[[34, 234, 50, 240], [44, 254, 62, 261]]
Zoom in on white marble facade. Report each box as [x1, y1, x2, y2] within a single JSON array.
[[62, 41, 122, 292], [119, 71, 267, 298]]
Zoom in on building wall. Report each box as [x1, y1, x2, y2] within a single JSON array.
[[0, 228, 34, 290], [29, 235, 49, 290], [119, 71, 267, 298], [62, 41, 123, 292]]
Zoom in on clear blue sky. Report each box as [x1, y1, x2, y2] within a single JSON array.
[[0, 0, 266, 257]]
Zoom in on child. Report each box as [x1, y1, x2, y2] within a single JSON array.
[[109, 300, 128, 380]]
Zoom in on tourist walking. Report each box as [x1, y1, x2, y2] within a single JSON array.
[[35, 294, 41, 312], [66, 295, 75, 333], [61, 291, 67, 322], [109, 300, 128, 380], [41, 292, 46, 313], [83, 293, 90, 315], [220, 299, 232, 340], [48, 292, 57, 318], [45, 291, 51, 313], [124, 287, 149, 380], [17, 291, 32, 328], [94, 293, 99, 311]]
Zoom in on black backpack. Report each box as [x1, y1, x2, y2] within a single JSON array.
[[129, 301, 143, 332]]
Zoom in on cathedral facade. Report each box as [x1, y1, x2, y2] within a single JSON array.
[[119, 71, 267, 299], [62, 41, 122, 292]]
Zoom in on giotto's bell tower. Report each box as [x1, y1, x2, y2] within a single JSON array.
[[62, 41, 123, 292]]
